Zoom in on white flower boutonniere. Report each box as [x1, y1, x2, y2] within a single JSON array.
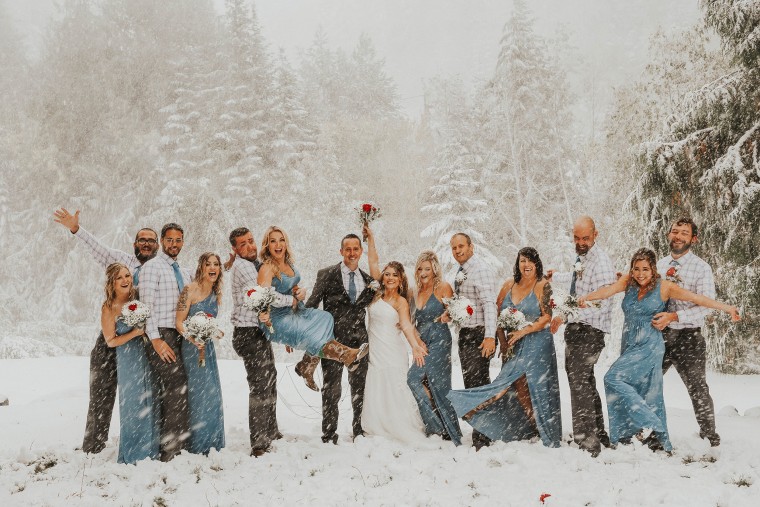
[[368, 280, 381, 292], [573, 260, 585, 280], [455, 270, 467, 286]]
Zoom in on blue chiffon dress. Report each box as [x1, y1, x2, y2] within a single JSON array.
[[407, 295, 462, 445], [260, 269, 335, 356], [115, 319, 160, 464], [181, 293, 225, 454], [448, 289, 562, 447], [604, 280, 672, 451]]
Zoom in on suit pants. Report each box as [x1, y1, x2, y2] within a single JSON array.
[[662, 327, 717, 439], [146, 328, 190, 461], [82, 332, 117, 453], [233, 326, 280, 451], [320, 335, 368, 441], [564, 322, 609, 453], [458, 326, 492, 447]]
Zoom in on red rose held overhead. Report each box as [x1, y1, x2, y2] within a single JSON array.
[[362, 203, 372, 212]]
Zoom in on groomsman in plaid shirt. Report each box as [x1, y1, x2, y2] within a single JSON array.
[[139, 223, 193, 461], [447, 232, 498, 450], [53, 208, 158, 454], [653, 217, 720, 446], [549, 216, 616, 457]]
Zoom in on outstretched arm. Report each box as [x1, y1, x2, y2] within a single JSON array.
[[54, 208, 136, 269], [364, 224, 381, 281], [581, 275, 628, 302], [663, 280, 740, 320]]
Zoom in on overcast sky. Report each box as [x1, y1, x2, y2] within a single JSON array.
[[7, 0, 702, 120]]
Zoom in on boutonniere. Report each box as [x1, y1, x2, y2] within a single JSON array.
[[573, 260, 585, 280], [665, 266, 683, 284], [368, 280, 381, 292], [455, 270, 467, 285]]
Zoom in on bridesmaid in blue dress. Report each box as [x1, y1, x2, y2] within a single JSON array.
[[256, 226, 369, 379], [448, 247, 562, 448], [407, 251, 462, 445], [175, 252, 226, 455], [100, 263, 160, 464], [581, 248, 740, 452]]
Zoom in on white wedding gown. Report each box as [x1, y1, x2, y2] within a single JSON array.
[[361, 299, 427, 444]]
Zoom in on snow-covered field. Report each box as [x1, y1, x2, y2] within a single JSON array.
[[0, 357, 758, 506]]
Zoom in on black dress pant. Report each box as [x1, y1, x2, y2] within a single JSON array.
[[146, 328, 190, 461], [320, 335, 368, 441], [662, 327, 718, 439], [82, 332, 117, 453], [458, 326, 491, 447], [233, 326, 280, 451], [564, 322, 609, 454]]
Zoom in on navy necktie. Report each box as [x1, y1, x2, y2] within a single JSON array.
[[570, 256, 580, 296], [171, 261, 185, 292], [454, 265, 464, 294], [348, 271, 357, 303], [133, 265, 142, 286]]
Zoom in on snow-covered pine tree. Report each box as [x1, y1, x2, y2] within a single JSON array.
[[478, 0, 577, 262], [631, 0, 760, 371]]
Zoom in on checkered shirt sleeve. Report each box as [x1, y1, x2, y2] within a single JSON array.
[[74, 227, 140, 273], [231, 257, 260, 327], [458, 255, 498, 338], [657, 253, 715, 328]]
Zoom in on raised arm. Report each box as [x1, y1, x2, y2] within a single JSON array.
[[54, 208, 135, 269], [581, 275, 628, 302], [101, 306, 144, 348], [663, 280, 740, 320], [364, 225, 381, 281], [395, 297, 427, 366]]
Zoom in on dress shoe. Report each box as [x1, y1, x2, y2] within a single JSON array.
[[321, 434, 338, 445], [699, 431, 720, 447], [251, 446, 270, 457]]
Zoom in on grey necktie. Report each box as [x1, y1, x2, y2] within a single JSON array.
[[348, 271, 357, 303], [570, 256, 580, 296]]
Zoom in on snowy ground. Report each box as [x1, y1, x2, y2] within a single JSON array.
[[0, 357, 758, 506]]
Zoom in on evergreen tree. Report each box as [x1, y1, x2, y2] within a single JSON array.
[[632, 0, 760, 371]]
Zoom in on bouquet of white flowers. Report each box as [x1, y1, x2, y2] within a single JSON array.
[[243, 285, 277, 334], [183, 312, 221, 367], [121, 300, 150, 343], [550, 292, 601, 320], [496, 306, 531, 360], [441, 295, 474, 326]]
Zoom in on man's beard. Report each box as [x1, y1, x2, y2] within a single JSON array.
[[575, 243, 590, 256], [135, 246, 157, 263], [669, 239, 691, 255]]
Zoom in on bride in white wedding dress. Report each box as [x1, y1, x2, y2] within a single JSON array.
[[360, 226, 430, 444]]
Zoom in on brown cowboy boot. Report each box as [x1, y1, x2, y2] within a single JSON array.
[[320, 340, 369, 372], [295, 354, 320, 391]]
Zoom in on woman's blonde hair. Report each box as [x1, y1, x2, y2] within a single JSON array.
[[102, 263, 135, 310], [259, 226, 295, 279], [414, 250, 442, 292], [195, 252, 224, 300]]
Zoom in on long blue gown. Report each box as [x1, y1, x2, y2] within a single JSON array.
[[447, 289, 562, 447], [605, 280, 672, 451], [407, 295, 462, 445], [261, 269, 335, 356], [181, 293, 225, 454], [115, 319, 160, 464]]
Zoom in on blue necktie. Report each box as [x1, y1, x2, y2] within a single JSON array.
[[670, 259, 679, 268], [171, 261, 185, 292], [455, 265, 464, 294], [133, 265, 142, 286], [570, 256, 580, 296], [348, 271, 357, 303]]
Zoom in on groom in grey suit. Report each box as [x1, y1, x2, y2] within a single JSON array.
[[296, 233, 375, 444]]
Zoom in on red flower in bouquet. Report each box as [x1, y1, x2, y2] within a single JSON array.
[[247, 288, 256, 297], [666, 267, 676, 277], [540, 493, 552, 504], [466, 306, 474, 316], [128, 303, 137, 312], [356, 202, 382, 241], [509, 307, 518, 314], [362, 203, 372, 212]]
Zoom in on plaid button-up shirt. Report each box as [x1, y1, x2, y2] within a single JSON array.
[[455, 254, 498, 338], [657, 251, 715, 329], [552, 243, 616, 333], [73, 227, 141, 273], [139, 251, 192, 340], [230, 257, 260, 327]]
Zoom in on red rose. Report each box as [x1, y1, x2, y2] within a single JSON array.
[[206, 313, 214, 318], [540, 493, 552, 504], [466, 306, 474, 316], [372, 206, 377, 212], [666, 267, 676, 277], [509, 307, 518, 314], [247, 289, 256, 297], [128, 303, 137, 311], [362, 203, 372, 213], [549, 299, 557, 309]]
